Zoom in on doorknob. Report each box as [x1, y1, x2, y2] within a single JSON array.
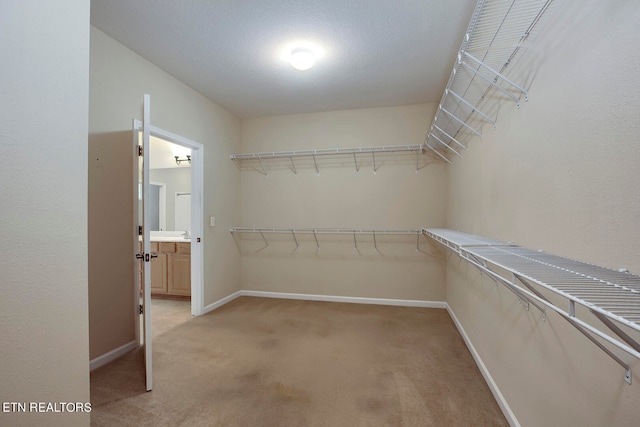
[[136, 253, 158, 262]]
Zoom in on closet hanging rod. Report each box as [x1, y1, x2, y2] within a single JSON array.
[[230, 144, 424, 161]]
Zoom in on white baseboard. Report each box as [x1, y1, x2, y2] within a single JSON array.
[[239, 290, 446, 308], [90, 340, 138, 372], [446, 305, 520, 427], [202, 290, 244, 314]]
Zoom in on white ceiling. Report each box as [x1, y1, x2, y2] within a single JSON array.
[[91, 0, 476, 119]]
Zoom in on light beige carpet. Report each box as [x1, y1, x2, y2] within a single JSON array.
[[90, 297, 508, 426]]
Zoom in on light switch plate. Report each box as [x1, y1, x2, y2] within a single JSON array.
[[210, 216, 215, 227]]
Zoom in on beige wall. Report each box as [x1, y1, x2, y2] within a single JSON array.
[[445, 1, 640, 425], [240, 104, 447, 300], [89, 27, 241, 359], [0, 1, 91, 426]]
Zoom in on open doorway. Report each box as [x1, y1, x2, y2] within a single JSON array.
[[148, 136, 193, 322], [135, 124, 205, 355]]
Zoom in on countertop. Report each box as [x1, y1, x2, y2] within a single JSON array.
[[151, 237, 191, 243]]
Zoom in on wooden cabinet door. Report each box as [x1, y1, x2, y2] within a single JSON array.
[[168, 253, 191, 296], [150, 253, 167, 294], [175, 242, 190, 254]]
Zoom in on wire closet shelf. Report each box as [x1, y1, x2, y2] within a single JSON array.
[[230, 144, 425, 175], [425, 228, 640, 385], [425, 0, 553, 163], [230, 227, 424, 251]]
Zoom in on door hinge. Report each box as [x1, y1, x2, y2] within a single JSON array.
[[138, 225, 143, 236], [138, 145, 143, 157], [139, 304, 143, 314]]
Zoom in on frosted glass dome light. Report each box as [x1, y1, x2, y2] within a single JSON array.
[[290, 49, 315, 71]]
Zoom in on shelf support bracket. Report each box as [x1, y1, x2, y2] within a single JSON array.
[[425, 144, 452, 164], [431, 133, 461, 157], [446, 89, 496, 127], [460, 250, 541, 314], [291, 229, 299, 250], [373, 231, 379, 252], [230, 156, 241, 169], [590, 309, 640, 354], [511, 274, 631, 384], [289, 155, 297, 175], [512, 273, 530, 311], [439, 106, 482, 138], [353, 153, 360, 173], [462, 51, 528, 103], [432, 125, 468, 151], [372, 152, 379, 174], [312, 154, 319, 175], [459, 59, 522, 107], [313, 230, 320, 251], [256, 155, 268, 176], [568, 316, 632, 385], [259, 231, 269, 248], [511, 274, 548, 315], [353, 231, 359, 252], [512, 274, 547, 320]]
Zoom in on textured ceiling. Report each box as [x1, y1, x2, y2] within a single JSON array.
[[91, 0, 476, 119]]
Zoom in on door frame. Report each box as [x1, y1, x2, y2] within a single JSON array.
[[133, 121, 205, 322], [150, 181, 167, 231]]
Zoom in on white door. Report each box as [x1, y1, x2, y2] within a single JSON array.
[[134, 94, 153, 391]]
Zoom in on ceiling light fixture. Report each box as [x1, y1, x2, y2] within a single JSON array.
[[290, 49, 315, 71]]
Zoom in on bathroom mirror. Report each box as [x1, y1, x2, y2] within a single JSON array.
[[148, 136, 192, 232]]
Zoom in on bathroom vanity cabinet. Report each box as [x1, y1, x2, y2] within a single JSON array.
[[150, 241, 191, 299]]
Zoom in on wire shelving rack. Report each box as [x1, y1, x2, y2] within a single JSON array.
[[425, 0, 554, 163], [425, 228, 640, 384]]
